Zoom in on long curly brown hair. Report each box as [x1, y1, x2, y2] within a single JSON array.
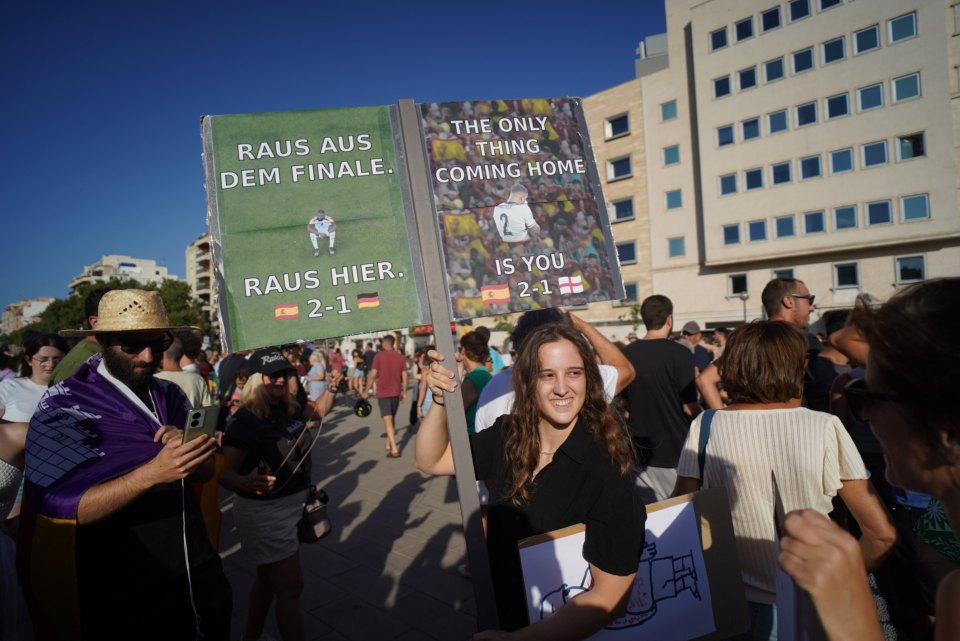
[[504, 324, 634, 504]]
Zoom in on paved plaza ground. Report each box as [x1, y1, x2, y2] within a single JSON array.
[[219, 395, 480, 641]]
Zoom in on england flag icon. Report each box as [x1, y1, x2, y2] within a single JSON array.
[[558, 275, 585, 295]]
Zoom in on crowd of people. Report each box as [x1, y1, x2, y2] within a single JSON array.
[[0, 276, 957, 641]]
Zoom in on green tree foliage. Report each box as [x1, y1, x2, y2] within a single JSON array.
[[1, 278, 208, 345]]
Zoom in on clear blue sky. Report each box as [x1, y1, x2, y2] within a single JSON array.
[[1, 0, 666, 312]]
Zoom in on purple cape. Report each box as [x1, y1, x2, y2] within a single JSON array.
[[24, 354, 190, 520]]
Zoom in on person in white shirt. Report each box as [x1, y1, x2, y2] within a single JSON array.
[[0, 333, 68, 422], [493, 183, 539, 243], [306, 210, 337, 256]]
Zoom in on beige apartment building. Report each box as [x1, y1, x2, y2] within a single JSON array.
[[185, 233, 219, 345], [591, 0, 960, 330]]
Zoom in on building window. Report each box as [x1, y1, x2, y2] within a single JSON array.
[[723, 224, 741, 245], [717, 124, 735, 147], [605, 114, 629, 139], [773, 268, 795, 279], [741, 117, 761, 141], [710, 27, 728, 51], [748, 219, 767, 242], [893, 73, 921, 102], [897, 133, 925, 161], [822, 36, 846, 64], [668, 237, 686, 257], [819, 0, 842, 11], [660, 100, 678, 121], [804, 210, 826, 234], [799, 155, 822, 179], [789, 0, 811, 22], [739, 67, 757, 91], [719, 173, 737, 195], [665, 189, 683, 209], [735, 17, 754, 41], [612, 199, 634, 221], [729, 274, 748, 295], [792, 47, 815, 73], [768, 110, 788, 134], [862, 140, 888, 168], [834, 263, 860, 288], [857, 83, 884, 111], [867, 200, 892, 225], [854, 25, 880, 54], [622, 282, 639, 304], [901, 194, 930, 221], [616, 242, 637, 264], [826, 93, 849, 119], [889, 12, 917, 43], [775, 215, 796, 237], [761, 6, 782, 31], [764, 57, 785, 82], [607, 156, 632, 180], [896, 256, 925, 283], [714, 75, 732, 98], [829, 147, 854, 173], [834, 205, 858, 230], [663, 145, 680, 165], [772, 161, 792, 185], [796, 102, 818, 127], [744, 167, 764, 190]]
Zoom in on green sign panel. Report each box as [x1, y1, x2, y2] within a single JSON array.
[[202, 106, 427, 351]]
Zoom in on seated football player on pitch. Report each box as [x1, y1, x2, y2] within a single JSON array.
[[307, 209, 337, 256]]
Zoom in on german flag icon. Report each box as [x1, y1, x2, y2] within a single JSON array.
[[357, 292, 380, 309], [274, 303, 299, 320]]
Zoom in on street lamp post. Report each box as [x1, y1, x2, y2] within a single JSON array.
[[725, 291, 750, 323]]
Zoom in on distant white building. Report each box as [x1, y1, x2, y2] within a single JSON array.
[[2, 297, 55, 334], [69, 255, 175, 292]]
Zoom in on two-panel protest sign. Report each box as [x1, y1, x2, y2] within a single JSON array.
[[202, 99, 623, 351]]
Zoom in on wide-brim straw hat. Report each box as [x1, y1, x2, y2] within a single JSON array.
[[60, 289, 198, 337]]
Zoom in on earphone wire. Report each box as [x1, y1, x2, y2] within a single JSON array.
[[181, 478, 203, 639]]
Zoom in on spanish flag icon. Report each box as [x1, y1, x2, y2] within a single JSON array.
[[274, 303, 299, 320], [357, 292, 380, 309], [481, 283, 510, 305]]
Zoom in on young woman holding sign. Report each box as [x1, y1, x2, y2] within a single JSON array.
[[415, 323, 645, 640]]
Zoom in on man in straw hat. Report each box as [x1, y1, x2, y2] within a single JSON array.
[[19, 289, 231, 640]]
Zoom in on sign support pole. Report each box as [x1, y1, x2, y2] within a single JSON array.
[[396, 98, 500, 631]]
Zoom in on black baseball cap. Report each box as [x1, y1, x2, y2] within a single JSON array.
[[250, 348, 297, 377]]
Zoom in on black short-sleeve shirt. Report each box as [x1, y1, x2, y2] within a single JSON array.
[[222, 405, 311, 500], [472, 416, 646, 631]]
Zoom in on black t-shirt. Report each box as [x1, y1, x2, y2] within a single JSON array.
[[76, 480, 220, 609], [223, 405, 312, 500], [622, 339, 697, 468], [472, 416, 645, 631], [693, 345, 713, 372]]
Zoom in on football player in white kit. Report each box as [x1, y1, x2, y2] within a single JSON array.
[[493, 183, 540, 243], [307, 210, 337, 256]]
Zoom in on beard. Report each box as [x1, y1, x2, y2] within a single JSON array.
[[102, 347, 160, 390]]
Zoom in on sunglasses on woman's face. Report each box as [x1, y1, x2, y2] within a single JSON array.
[[842, 378, 904, 423]]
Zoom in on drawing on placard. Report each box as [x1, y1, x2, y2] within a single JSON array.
[[537, 542, 701, 628]]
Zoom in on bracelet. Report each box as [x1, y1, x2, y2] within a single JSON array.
[[432, 393, 445, 406]]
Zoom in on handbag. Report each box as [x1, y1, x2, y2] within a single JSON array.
[[298, 484, 332, 543], [272, 417, 334, 544]]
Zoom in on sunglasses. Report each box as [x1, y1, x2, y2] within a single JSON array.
[[788, 293, 816, 305], [842, 378, 904, 423], [112, 332, 174, 355]]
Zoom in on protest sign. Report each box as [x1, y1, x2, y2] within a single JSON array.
[[420, 99, 624, 320], [201, 106, 427, 351], [518, 489, 748, 640]]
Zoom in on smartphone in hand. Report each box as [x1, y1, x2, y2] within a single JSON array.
[[181, 406, 220, 444]]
